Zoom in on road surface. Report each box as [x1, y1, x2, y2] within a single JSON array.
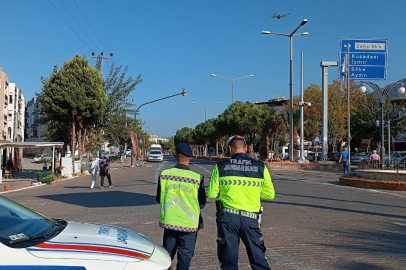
[[2, 156, 406, 269]]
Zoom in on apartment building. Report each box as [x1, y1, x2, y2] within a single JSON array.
[[25, 97, 47, 147], [0, 65, 26, 167], [0, 64, 10, 141], [8, 83, 25, 142]]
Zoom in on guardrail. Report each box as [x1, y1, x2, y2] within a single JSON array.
[[358, 159, 406, 172]]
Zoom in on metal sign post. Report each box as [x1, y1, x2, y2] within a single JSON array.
[[387, 112, 399, 162], [320, 61, 338, 161]]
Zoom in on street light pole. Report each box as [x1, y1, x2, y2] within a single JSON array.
[[180, 116, 200, 128], [211, 74, 254, 104], [262, 18, 309, 161], [298, 51, 311, 163], [360, 82, 405, 163], [134, 88, 187, 120], [131, 88, 186, 166], [192, 101, 220, 122]]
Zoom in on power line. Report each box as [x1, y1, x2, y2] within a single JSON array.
[[59, 0, 101, 52], [47, 0, 93, 52], [73, 0, 111, 53]]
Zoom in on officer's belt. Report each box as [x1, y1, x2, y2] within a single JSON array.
[[223, 208, 259, 219]]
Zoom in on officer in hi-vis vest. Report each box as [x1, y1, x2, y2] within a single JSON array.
[[156, 143, 206, 270], [208, 135, 275, 270]]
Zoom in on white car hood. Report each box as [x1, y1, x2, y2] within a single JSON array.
[[27, 222, 154, 262]]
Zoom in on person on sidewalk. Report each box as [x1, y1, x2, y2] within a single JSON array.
[[208, 135, 275, 270], [100, 156, 113, 189], [247, 144, 257, 160], [120, 151, 125, 163], [89, 156, 100, 189], [339, 146, 349, 174], [156, 143, 206, 270], [369, 150, 380, 162]]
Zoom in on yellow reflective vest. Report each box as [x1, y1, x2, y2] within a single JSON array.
[[159, 167, 202, 232], [207, 153, 275, 213]]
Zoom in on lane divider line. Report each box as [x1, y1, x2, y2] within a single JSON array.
[[154, 162, 165, 183]]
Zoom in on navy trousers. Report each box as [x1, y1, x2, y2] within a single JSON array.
[[217, 212, 272, 270], [163, 229, 197, 270]]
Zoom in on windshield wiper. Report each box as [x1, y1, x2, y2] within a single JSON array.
[[9, 219, 64, 245]]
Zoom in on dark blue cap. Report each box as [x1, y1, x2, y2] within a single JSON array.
[[176, 143, 193, 157]]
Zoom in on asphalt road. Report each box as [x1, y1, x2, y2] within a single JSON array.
[[2, 156, 406, 269]]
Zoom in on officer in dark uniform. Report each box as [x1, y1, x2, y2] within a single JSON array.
[[156, 143, 206, 270], [208, 135, 275, 270]]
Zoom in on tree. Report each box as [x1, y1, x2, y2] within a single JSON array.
[[161, 138, 175, 153], [39, 54, 106, 172], [174, 127, 193, 146], [191, 119, 217, 155], [216, 101, 257, 138], [102, 64, 143, 151]]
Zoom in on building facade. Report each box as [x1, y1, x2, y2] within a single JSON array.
[[25, 97, 46, 142], [0, 65, 26, 167], [0, 64, 10, 142]]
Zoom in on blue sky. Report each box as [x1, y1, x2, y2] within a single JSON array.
[[1, 0, 406, 137]]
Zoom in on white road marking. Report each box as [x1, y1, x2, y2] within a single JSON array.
[[393, 222, 406, 227], [193, 164, 212, 174], [154, 162, 165, 183]]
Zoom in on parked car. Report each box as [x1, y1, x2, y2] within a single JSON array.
[[33, 154, 52, 163], [350, 152, 370, 165], [125, 149, 133, 156], [387, 151, 406, 162], [147, 150, 163, 162], [0, 195, 171, 269], [328, 152, 341, 162]]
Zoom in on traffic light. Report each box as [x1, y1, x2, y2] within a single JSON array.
[[182, 88, 187, 96]]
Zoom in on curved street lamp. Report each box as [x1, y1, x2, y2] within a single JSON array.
[[262, 18, 309, 161], [192, 101, 220, 121], [210, 74, 254, 104], [359, 81, 405, 162]]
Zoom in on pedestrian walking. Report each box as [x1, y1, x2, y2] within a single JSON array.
[[207, 135, 275, 270], [100, 156, 113, 189], [89, 156, 100, 189], [247, 144, 257, 160], [120, 151, 125, 163], [156, 143, 206, 270], [339, 146, 349, 174]]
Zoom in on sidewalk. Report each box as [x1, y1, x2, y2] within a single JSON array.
[[0, 156, 141, 193]]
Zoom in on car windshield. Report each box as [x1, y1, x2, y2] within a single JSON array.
[[35, 154, 41, 158], [150, 151, 162, 154], [0, 196, 66, 248]]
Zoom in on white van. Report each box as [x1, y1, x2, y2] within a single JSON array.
[[278, 146, 289, 159]]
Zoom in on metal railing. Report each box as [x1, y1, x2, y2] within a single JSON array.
[[358, 159, 406, 172]]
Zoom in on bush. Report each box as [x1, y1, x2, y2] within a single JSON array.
[[36, 171, 62, 184], [36, 172, 43, 182]]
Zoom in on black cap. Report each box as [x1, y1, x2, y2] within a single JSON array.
[[176, 143, 193, 157]]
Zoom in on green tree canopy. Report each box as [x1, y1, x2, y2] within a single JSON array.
[[38, 54, 106, 171]]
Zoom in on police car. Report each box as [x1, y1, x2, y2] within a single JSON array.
[[0, 195, 171, 270]]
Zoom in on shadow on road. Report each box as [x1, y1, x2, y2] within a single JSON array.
[[337, 262, 396, 270], [37, 191, 158, 208], [14, 169, 40, 180], [277, 192, 406, 209], [264, 201, 406, 220], [322, 223, 406, 268]]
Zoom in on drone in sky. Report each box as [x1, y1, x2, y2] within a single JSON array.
[[272, 13, 290, 19]]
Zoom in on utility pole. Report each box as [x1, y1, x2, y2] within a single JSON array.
[[92, 52, 113, 77]]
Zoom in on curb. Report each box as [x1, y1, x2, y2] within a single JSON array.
[[339, 176, 406, 191]]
